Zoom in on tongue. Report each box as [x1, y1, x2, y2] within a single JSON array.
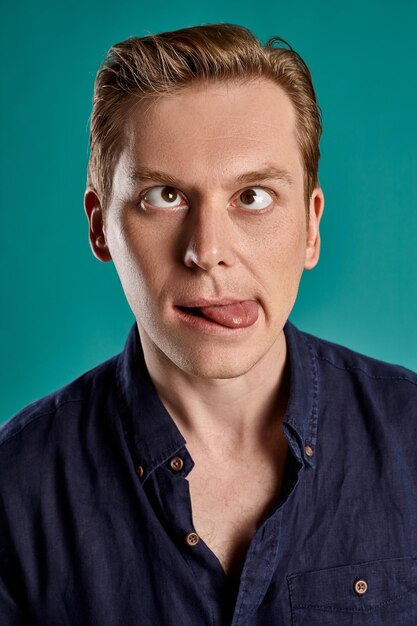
[[198, 301, 259, 328]]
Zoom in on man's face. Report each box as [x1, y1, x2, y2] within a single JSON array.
[[86, 79, 324, 379]]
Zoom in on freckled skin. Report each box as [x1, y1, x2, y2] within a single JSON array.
[[85, 79, 324, 381]]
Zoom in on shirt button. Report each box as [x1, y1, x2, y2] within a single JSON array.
[[304, 445, 314, 457], [185, 531, 199, 547], [169, 456, 184, 472], [354, 579, 368, 595], [136, 465, 144, 478]]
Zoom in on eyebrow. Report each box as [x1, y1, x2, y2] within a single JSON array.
[[128, 165, 294, 188]]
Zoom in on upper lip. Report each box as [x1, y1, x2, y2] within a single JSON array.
[[175, 298, 251, 308]]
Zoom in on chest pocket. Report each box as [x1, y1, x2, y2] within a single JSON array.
[[287, 557, 417, 625]]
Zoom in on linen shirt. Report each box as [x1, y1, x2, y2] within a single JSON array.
[[1, 320, 417, 625]]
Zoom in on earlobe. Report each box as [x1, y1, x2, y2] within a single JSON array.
[[304, 188, 324, 271], [84, 188, 112, 263]]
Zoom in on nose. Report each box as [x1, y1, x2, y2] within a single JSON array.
[[183, 202, 236, 271]]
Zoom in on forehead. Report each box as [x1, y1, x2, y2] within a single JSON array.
[[117, 79, 303, 188]]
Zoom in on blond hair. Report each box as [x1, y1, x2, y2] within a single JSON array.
[[87, 23, 322, 214]]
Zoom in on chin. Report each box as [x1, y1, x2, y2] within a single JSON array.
[[167, 343, 266, 380], [137, 316, 281, 381]]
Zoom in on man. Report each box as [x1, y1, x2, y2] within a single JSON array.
[[1, 23, 416, 626]]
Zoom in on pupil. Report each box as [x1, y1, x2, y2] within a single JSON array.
[[162, 186, 177, 202], [241, 189, 255, 204]]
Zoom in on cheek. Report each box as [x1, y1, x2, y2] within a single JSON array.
[[250, 212, 307, 277], [252, 216, 306, 322], [107, 215, 172, 305]]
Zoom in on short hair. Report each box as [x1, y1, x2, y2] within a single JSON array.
[[87, 23, 322, 216]]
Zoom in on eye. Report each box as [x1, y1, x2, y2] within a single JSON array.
[[140, 186, 185, 209], [237, 187, 274, 211]]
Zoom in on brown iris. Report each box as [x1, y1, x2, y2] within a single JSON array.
[[161, 186, 178, 203], [240, 189, 257, 205]]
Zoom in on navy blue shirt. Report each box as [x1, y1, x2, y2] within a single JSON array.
[[1, 320, 417, 625]]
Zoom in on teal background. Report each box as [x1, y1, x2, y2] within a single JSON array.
[[1, 0, 416, 424]]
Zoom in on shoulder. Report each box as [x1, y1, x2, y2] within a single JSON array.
[[0, 353, 125, 558], [296, 325, 417, 417], [300, 327, 417, 384], [0, 354, 119, 453]]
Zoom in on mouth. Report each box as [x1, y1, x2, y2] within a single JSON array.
[[177, 306, 205, 317], [174, 300, 259, 329]]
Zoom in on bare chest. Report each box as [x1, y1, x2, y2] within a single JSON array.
[[187, 444, 288, 576]]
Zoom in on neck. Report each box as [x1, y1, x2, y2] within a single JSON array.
[[138, 326, 290, 454]]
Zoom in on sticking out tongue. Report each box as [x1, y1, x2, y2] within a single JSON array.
[[197, 300, 259, 328]]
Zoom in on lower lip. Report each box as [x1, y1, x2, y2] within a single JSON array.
[[173, 306, 259, 336]]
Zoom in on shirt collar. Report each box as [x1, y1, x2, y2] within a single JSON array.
[[116, 319, 318, 479], [281, 320, 319, 468], [116, 326, 186, 481]]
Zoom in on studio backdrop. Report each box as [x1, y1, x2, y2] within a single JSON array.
[[1, 0, 416, 423]]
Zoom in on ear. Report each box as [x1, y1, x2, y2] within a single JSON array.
[[304, 187, 325, 270], [84, 188, 112, 262]]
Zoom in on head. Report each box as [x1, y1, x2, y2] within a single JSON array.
[[84, 24, 325, 380]]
